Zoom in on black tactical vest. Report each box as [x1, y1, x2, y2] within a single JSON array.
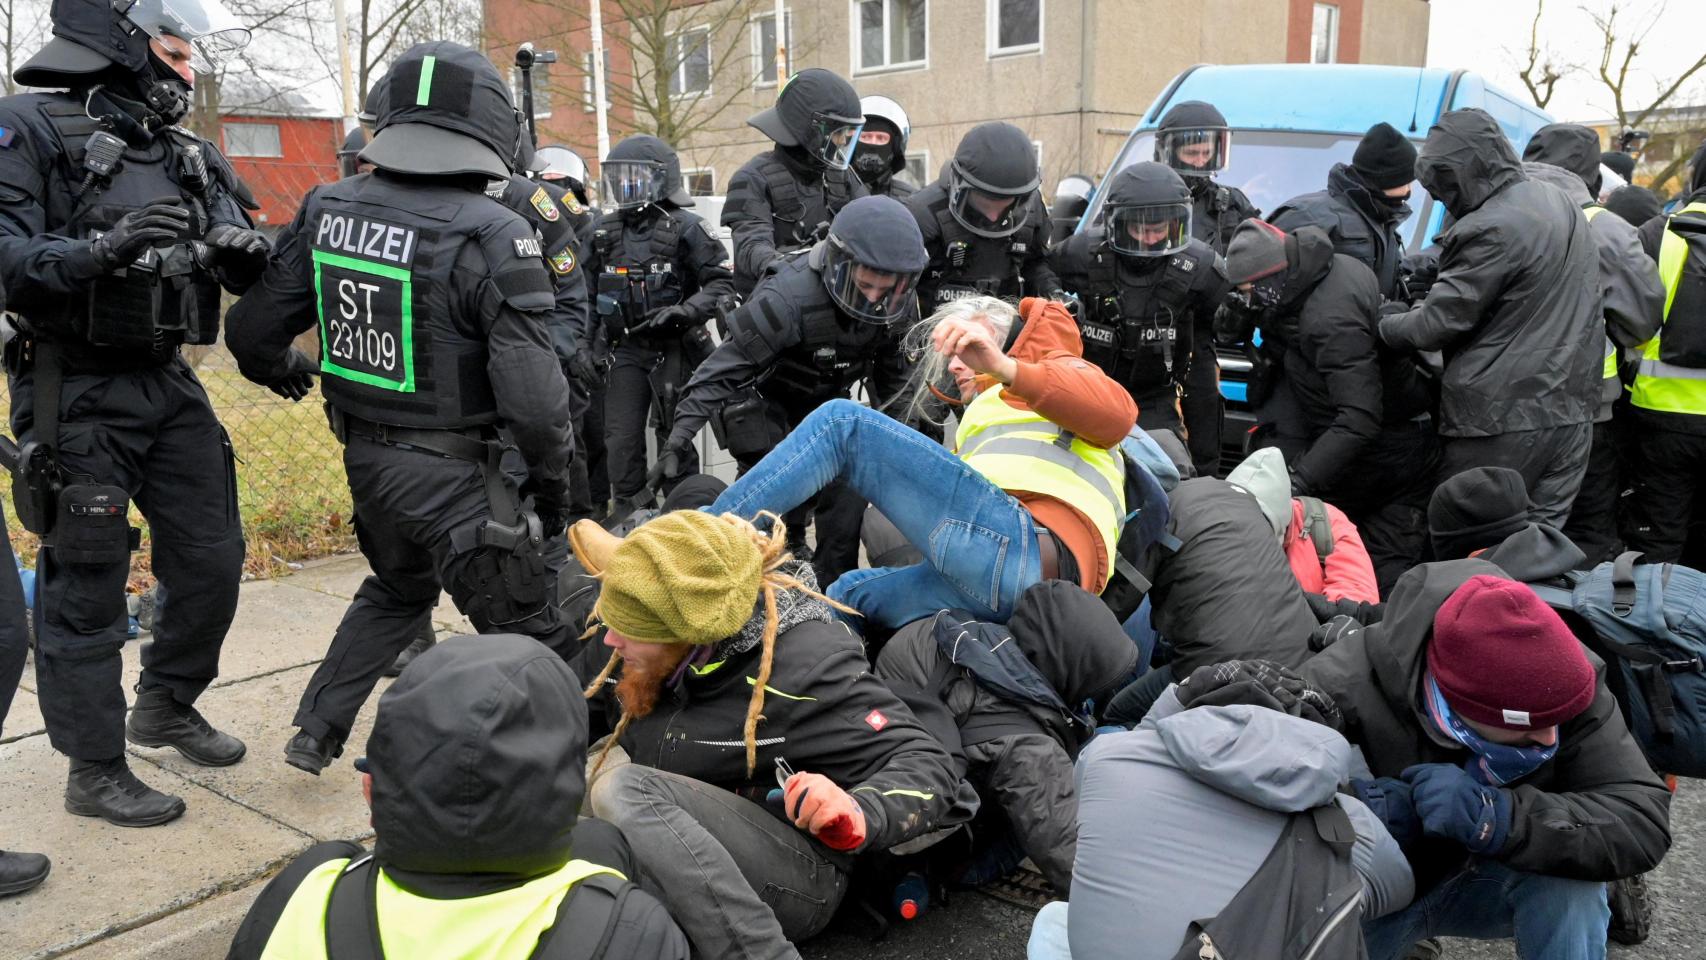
[[28, 93, 249, 354], [591, 209, 686, 336], [740, 262, 889, 400], [917, 196, 1032, 309], [306, 175, 550, 430], [1078, 245, 1208, 395], [755, 152, 857, 252]]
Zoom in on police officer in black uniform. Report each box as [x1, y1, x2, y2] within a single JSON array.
[[1156, 100, 1259, 476], [853, 95, 916, 200], [723, 67, 867, 296], [225, 42, 580, 774], [574, 134, 733, 514], [1053, 162, 1229, 446], [0, 0, 263, 826], [665, 196, 925, 583], [905, 121, 1064, 311]]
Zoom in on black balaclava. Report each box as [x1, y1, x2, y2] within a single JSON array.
[[852, 118, 900, 188]]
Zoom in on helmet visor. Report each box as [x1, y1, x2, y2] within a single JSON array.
[[949, 180, 1032, 239], [601, 160, 663, 209], [1156, 127, 1231, 177], [808, 113, 864, 170], [118, 0, 251, 73], [536, 146, 589, 185], [1103, 201, 1193, 257], [822, 242, 919, 324]]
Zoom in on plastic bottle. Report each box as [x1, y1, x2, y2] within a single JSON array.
[[892, 873, 929, 921]]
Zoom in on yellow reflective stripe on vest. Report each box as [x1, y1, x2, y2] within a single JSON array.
[[1585, 206, 1621, 380], [954, 388, 1126, 584], [259, 857, 624, 960], [1633, 200, 1706, 414]]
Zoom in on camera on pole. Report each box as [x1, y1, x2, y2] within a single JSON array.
[[515, 42, 559, 146]]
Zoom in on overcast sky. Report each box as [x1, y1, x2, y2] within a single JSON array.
[[1426, 0, 1706, 123]]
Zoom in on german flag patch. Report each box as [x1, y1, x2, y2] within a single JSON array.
[[530, 186, 561, 223]]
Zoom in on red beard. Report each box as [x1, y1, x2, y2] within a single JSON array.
[[614, 645, 694, 719]]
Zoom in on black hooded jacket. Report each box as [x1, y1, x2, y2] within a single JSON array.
[[1271, 163, 1410, 300], [1301, 560, 1672, 892], [1256, 227, 1434, 495], [1379, 109, 1602, 438]]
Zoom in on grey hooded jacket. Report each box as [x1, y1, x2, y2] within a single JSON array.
[[1379, 109, 1602, 437], [1063, 688, 1414, 960], [1521, 158, 1664, 420]]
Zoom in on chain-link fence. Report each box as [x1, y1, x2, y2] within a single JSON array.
[[2, 333, 357, 588]]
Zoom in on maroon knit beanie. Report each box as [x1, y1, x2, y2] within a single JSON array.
[[1429, 575, 1596, 730]]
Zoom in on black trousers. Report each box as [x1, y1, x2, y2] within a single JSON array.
[[567, 372, 610, 521], [1438, 422, 1592, 531], [7, 358, 244, 760], [603, 342, 700, 501], [0, 509, 28, 738], [1180, 323, 1224, 477], [1624, 423, 1706, 564], [292, 436, 583, 742], [1563, 419, 1622, 568]]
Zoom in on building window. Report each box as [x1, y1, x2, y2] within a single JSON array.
[[753, 12, 793, 87], [669, 27, 712, 97], [1311, 3, 1339, 64], [582, 50, 612, 112], [510, 60, 553, 118], [684, 168, 716, 196], [856, 0, 927, 73], [903, 151, 930, 187], [223, 122, 282, 158], [1031, 139, 1043, 180], [989, 0, 1040, 55]]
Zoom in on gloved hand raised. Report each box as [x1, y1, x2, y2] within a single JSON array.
[[783, 771, 868, 852], [1402, 763, 1513, 855], [91, 197, 191, 272], [205, 223, 271, 271]]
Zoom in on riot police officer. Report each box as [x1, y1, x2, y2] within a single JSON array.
[[225, 41, 580, 775], [1053, 163, 1229, 445], [534, 145, 595, 218], [1155, 100, 1259, 476], [0, 0, 263, 826], [575, 134, 734, 514], [665, 196, 924, 583], [854, 95, 916, 200], [905, 121, 1063, 311], [723, 67, 868, 295]]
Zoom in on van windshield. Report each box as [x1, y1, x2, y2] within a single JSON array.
[[1087, 130, 1428, 249]]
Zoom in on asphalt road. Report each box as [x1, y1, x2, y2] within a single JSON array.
[[796, 779, 1705, 960]]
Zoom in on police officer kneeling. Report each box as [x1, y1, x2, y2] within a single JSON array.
[[226, 42, 581, 775], [0, 0, 265, 825], [226, 634, 689, 960]]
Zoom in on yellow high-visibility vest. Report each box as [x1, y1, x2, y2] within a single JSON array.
[[1631, 200, 1706, 415], [1583, 205, 1620, 381]]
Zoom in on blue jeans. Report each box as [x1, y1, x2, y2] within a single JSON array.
[[1362, 859, 1609, 960], [710, 399, 1042, 628]]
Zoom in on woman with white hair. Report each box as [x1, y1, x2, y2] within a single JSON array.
[[708, 295, 1137, 629]]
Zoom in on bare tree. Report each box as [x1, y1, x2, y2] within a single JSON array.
[[1, 0, 48, 96], [1517, 0, 1569, 110], [1585, 1, 1706, 192]]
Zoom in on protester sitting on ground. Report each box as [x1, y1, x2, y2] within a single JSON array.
[[228, 634, 688, 960], [569, 510, 978, 960], [706, 295, 1137, 630], [1303, 563, 1672, 960], [873, 580, 1140, 894], [1101, 472, 1319, 726], [1027, 660, 1415, 960], [1226, 448, 1380, 605]]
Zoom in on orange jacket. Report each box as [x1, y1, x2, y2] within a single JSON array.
[[975, 298, 1138, 589]]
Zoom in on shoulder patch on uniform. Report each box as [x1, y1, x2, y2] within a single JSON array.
[[1173, 255, 1194, 271], [530, 186, 560, 222], [0, 126, 15, 149], [514, 236, 543, 258], [864, 709, 889, 732], [548, 245, 576, 275], [562, 193, 586, 216]]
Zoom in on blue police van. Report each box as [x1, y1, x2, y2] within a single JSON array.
[[1084, 64, 1555, 466]]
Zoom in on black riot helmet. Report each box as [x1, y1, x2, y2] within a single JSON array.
[[812, 195, 929, 325], [1156, 100, 1232, 178], [337, 126, 369, 179], [601, 134, 693, 211], [748, 67, 865, 171], [17, 0, 250, 88], [947, 122, 1042, 239], [1100, 162, 1194, 258], [360, 42, 520, 180]]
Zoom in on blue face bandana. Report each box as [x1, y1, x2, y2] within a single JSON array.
[[1424, 673, 1558, 786]]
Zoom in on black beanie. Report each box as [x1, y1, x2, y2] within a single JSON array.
[[1428, 467, 1532, 559], [1352, 123, 1419, 190]]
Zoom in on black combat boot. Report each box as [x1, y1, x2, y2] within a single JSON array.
[[284, 729, 344, 776], [0, 850, 51, 897], [382, 626, 437, 678], [64, 758, 186, 827], [126, 685, 247, 766]]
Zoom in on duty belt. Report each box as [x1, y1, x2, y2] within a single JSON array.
[[328, 408, 530, 536]]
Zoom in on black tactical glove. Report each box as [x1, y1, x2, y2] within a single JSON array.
[[644, 440, 689, 493], [266, 348, 318, 402], [640, 304, 694, 336], [90, 197, 191, 272], [205, 223, 271, 273], [1309, 614, 1365, 653], [520, 476, 573, 540], [567, 348, 601, 385]]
